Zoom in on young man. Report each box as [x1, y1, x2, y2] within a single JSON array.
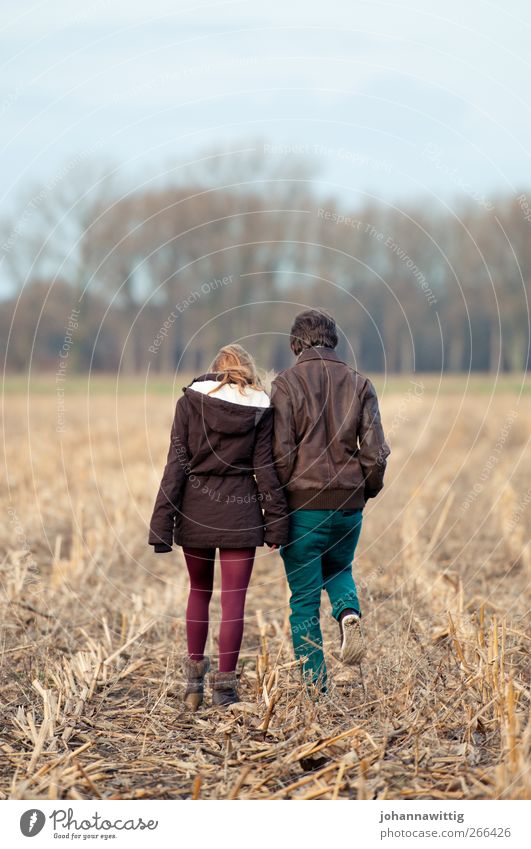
[[271, 309, 390, 692]]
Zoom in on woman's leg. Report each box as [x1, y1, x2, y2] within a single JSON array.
[[183, 547, 216, 660], [218, 548, 255, 673]]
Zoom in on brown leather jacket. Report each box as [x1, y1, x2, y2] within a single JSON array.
[[271, 347, 390, 510]]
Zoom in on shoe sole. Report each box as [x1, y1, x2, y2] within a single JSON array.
[[340, 616, 364, 665], [212, 697, 240, 707]]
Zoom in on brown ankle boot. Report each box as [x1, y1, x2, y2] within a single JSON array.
[[183, 657, 210, 711], [211, 671, 239, 706]]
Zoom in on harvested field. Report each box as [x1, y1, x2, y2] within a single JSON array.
[[1, 377, 530, 800]]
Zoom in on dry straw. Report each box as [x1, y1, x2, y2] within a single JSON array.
[[1, 391, 529, 799]]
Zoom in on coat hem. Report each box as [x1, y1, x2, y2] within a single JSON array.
[[287, 488, 365, 510], [175, 535, 265, 549]]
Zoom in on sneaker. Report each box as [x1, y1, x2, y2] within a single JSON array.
[[339, 614, 364, 664]]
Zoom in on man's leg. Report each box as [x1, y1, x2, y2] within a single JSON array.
[[322, 508, 363, 621], [280, 510, 330, 691]]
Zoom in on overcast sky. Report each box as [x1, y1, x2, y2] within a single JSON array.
[[1, 0, 530, 212]]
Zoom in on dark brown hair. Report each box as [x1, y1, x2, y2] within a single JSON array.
[[289, 309, 338, 356]]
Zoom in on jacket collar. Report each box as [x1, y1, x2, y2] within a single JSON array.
[[295, 346, 345, 365]]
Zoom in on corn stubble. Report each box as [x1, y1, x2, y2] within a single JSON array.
[[1, 389, 529, 800]]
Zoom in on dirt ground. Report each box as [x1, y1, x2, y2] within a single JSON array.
[[1, 377, 530, 799]]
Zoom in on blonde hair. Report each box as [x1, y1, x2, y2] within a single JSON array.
[[208, 344, 264, 396]]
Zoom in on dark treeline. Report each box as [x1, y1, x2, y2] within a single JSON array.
[[1, 153, 530, 374]]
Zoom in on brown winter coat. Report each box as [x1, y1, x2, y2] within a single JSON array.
[[149, 374, 290, 550], [271, 347, 390, 510]]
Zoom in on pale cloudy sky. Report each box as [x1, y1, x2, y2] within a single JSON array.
[[1, 0, 530, 210]]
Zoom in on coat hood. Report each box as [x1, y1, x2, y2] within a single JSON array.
[[184, 375, 270, 436]]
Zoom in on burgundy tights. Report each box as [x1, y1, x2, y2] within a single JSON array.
[[183, 547, 255, 673]]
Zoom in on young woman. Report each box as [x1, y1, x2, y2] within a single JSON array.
[[149, 344, 289, 708]]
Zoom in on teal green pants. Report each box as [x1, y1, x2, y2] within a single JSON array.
[[280, 508, 363, 692]]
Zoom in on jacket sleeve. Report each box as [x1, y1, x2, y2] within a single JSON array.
[[270, 378, 297, 489], [358, 379, 390, 500], [148, 397, 190, 550], [253, 409, 290, 545]]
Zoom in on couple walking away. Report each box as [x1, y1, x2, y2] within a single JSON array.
[[149, 309, 390, 707]]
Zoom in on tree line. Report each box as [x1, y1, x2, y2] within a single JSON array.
[[1, 152, 529, 374]]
